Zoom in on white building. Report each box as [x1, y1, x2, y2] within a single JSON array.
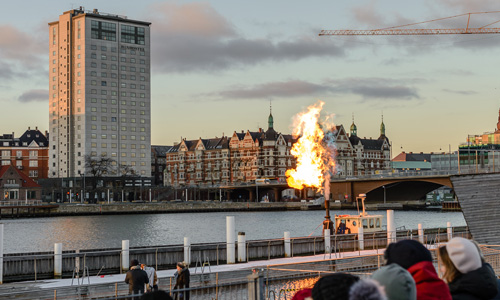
[[48, 8, 151, 178]]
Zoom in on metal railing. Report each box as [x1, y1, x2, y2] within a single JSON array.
[[0, 200, 43, 206]]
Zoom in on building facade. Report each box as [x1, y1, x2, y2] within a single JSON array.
[[151, 145, 172, 186], [0, 128, 49, 181], [0, 165, 42, 201], [333, 118, 391, 177], [48, 8, 151, 178], [163, 111, 297, 187]]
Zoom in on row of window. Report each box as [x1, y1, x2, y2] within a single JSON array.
[[90, 72, 146, 81], [89, 98, 147, 106], [90, 133, 147, 140], [91, 21, 146, 45]]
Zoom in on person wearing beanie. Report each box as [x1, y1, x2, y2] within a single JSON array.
[[312, 273, 359, 300], [349, 278, 387, 300], [384, 240, 451, 300], [291, 288, 312, 300], [372, 263, 416, 300], [438, 237, 498, 300]]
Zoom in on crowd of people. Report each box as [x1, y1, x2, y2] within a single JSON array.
[[292, 237, 500, 300], [124, 259, 189, 300]]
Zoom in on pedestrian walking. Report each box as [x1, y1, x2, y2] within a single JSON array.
[[141, 263, 158, 292], [125, 259, 149, 298], [173, 261, 190, 300]]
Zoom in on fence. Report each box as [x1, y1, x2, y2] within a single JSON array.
[[0, 229, 481, 300], [1, 226, 469, 283]]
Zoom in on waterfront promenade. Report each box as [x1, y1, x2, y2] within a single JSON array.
[[0, 227, 478, 300]]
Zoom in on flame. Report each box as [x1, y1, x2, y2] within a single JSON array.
[[286, 101, 336, 191]]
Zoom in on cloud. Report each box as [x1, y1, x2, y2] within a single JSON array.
[[0, 25, 45, 67], [210, 77, 420, 101], [328, 77, 421, 100], [215, 80, 330, 99], [18, 89, 48, 103], [442, 88, 477, 95], [147, 3, 344, 73]]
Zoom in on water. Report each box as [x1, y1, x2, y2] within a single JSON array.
[[2, 210, 466, 253]]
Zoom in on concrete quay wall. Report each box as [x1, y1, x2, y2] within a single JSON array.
[[51, 201, 304, 216], [2, 226, 468, 283]]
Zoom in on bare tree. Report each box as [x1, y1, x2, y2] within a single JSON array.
[[84, 154, 116, 189]]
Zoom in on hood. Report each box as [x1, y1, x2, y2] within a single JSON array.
[[407, 261, 452, 300], [448, 263, 498, 299]]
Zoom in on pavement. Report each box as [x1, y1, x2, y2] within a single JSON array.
[[20, 247, 387, 290]]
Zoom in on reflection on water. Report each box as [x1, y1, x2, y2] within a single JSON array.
[[2, 210, 465, 253]]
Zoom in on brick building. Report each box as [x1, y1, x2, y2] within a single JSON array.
[[164, 110, 297, 187], [0, 128, 49, 181], [0, 165, 42, 200], [333, 118, 391, 176]]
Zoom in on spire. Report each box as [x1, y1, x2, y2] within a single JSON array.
[[350, 113, 357, 137], [497, 107, 500, 132], [380, 113, 386, 136], [268, 100, 274, 130]]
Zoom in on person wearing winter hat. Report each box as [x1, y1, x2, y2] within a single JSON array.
[[438, 237, 498, 300], [384, 239, 451, 300], [371, 263, 416, 300], [291, 288, 312, 300], [349, 278, 387, 300], [312, 273, 359, 300]]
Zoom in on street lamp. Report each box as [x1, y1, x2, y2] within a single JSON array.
[[382, 185, 386, 204], [80, 173, 85, 204]]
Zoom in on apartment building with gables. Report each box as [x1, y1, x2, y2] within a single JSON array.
[[0, 128, 49, 181]]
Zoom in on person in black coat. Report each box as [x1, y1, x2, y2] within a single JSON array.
[[173, 261, 190, 300], [438, 237, 498, 300], [125, 259, 149, 297]]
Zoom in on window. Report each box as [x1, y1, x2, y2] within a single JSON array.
[[91, 20, 117, 41], [121, 25, 145, 45]]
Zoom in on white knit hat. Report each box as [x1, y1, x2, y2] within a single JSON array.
[[446, 237, 482, 274]]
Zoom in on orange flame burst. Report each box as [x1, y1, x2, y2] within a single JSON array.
[[286, 101, 336, 191]]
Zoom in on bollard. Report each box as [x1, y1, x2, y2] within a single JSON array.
[[447, 222, 452, 241], [324, 229, 331, 254], [54, 243, 62, 279], [0, 224, 3, 284], [122, 240, 129, 273], [238, 232, 246, 262], [358, 226, 364, 250], [418, 224, 424, 243], [284, 232, 291, 257], [184, 237, 191, 265], [387, 210, 396, 244], [226, 216, 235, 264], [247, 270, 265, 300]]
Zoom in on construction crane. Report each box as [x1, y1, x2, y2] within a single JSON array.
[[319, 11, 500, 36]]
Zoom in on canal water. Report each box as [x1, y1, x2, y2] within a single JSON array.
[[3, 210, 466, 253]]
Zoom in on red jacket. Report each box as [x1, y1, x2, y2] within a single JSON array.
[[407, 261, 452, 300]]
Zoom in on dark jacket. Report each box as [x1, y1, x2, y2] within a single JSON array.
[[174, 267, 190, 300], [125, 266, 149, 294], [448, 263, 498, 300], [407, 261, 452, 300]]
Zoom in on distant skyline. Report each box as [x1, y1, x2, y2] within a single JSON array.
[[2, 0, 500, 155]]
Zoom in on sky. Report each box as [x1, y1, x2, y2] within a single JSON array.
[[2, 0, 500, 156]]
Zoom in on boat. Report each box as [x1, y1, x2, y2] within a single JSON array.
[[335, 194, 383, 234]]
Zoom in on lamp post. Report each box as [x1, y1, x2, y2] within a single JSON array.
[[382, 185, 386, 204], [80, 173, 85, 204]]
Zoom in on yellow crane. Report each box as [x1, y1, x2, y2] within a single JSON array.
[[319, 11, 500, 36]]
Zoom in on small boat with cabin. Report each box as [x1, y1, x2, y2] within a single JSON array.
[[335, 194, 383, 234]]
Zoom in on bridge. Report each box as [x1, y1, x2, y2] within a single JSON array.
[[220, 172, 454, 202]]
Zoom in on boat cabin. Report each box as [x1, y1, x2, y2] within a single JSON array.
[[335, 214, 383, 234]]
